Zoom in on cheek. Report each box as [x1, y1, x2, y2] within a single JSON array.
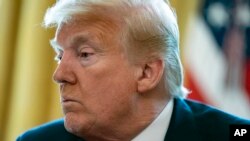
[[78, 61, 137, 117], [79, 57, 137, 98], [85, 68, 137, 106], [88, 80, 136, 126]]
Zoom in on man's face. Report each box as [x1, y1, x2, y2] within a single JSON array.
[[53, 20, 139, 136]]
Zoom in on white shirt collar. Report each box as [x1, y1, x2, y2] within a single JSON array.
[[131, 98, 174, 141]]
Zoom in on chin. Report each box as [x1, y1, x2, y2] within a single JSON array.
[[64, 113, 80, 133], [64, 112, 95, 137]]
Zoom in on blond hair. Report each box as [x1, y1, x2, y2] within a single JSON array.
[[44, 0, 189, 97]]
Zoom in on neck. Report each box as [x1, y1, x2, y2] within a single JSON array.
[[82, 91, 171, 141]]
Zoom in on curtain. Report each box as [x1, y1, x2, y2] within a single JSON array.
[[171, 0, 201, 52], [0, 0, 199, 141], [0, 1, 62, 141]]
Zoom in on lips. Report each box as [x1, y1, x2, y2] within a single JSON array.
[[62, 97, 71, 102], [61, 97, 78, 103], [61, 96, 81, 114], [62, 99, 74, 103]]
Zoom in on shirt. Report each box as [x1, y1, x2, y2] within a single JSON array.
[[132, 99, 174, 141]]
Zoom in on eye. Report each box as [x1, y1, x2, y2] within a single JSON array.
[[78, 47, 95, 60], [54, 51, 63, 63], [80, 52, 94, 59], [54, 54, 62, 62], [78, 47, 98, 66], [53, 47, 63, 63]]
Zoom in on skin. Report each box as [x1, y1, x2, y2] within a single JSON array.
[[52, 16, 169, 141]]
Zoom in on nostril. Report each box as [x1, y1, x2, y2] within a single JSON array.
[[54, 79, 67, 84]]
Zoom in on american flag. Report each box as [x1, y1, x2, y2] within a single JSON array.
[[184, 0, 250, 118]]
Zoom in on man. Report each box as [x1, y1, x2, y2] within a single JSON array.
[[17, 0, 250, 141]]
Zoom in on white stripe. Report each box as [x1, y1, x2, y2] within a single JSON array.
[[183, 16, 250, 119]]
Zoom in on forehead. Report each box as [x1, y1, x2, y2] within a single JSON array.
[[55, 14, 122, 49]]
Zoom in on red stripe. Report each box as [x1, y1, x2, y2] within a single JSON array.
[[185, 68, 209, 104], [244, 59, 250, 101]]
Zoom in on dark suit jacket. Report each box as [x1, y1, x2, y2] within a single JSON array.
[[16, 97, 250, 141]]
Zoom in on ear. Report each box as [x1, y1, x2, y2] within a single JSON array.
[[137, 59, 165, 93]]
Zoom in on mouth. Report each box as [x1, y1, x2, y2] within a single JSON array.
[[61, 97, 82, 112], [60, 96, 83, 114], [61, 97, 79, 104]]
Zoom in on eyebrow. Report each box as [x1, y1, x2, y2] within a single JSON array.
[[49, 35, 104, 53], [71, 36, 88, 48], [50, 36, 89, 50], [70, 35, 104, 53], [50, 38, 63, 53]]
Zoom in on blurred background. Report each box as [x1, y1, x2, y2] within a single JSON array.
[[0, 0, 249, 141]]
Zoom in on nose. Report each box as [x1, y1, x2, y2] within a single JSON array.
[[53, 54, 76, 84]]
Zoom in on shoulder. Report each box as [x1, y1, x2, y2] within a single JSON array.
[[16, 118, 83, 141], [168, 97, 250, 141], [182, 98, 250, 124]]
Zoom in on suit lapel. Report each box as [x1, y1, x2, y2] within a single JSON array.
[[164, 97, 202, 141]]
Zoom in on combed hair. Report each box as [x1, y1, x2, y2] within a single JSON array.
[[44, 0, 189, 97]]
